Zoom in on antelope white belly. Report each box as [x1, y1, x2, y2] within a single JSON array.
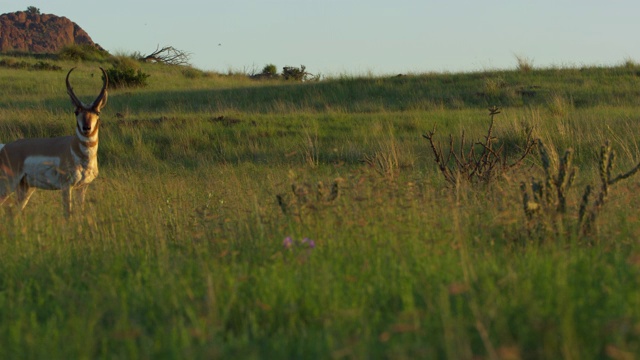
[[24, 155, 64, 190]]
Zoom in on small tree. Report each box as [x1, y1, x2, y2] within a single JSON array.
[[26, 6, 40, 15], [283, 65, 309, 81], [261, 64, 277, 77]]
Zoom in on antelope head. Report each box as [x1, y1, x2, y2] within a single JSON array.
[[66, 67, 109, 138]]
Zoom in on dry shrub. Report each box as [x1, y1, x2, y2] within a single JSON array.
[[424, 107, 536, 187], [521, 140, 640, 242]]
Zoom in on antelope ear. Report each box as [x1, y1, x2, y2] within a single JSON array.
[[91, 67, 109, 112], [92, 91, 108, 112]]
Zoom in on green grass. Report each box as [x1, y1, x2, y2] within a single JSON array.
[[1, 56, 640, 359]]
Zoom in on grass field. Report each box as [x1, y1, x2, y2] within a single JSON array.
[[1, 57, 640, 359]]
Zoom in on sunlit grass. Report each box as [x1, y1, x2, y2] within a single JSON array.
[[1, 56, 640, 358]]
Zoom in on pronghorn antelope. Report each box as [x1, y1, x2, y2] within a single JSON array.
[[0, 67, 108, 217]]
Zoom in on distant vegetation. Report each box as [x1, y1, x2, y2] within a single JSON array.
[[26, 6, 40, 15], [261, 63, 277, 77], [0, 54, 640, 358], [104, 56, 150, 88], [250, 63, 319, 81], [0, 57, 61, 71], [57, 44, 111, 62]]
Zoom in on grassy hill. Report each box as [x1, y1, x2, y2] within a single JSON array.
[[1, 55, 640, 358]]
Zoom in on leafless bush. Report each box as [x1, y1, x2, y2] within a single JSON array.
[[423, 106, 537, 187], [520, 140, 640, 242], [140, 45, 191, 66]]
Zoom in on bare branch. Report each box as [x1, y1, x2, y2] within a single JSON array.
[[609, 160, 640, 185], [423, 107, 537, 187], [140, 45, 192, 66]]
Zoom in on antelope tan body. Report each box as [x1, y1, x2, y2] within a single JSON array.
[[0, 67, 108, 217]]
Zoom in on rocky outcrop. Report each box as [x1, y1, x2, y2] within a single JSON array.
[[0, 10, 103, 53]]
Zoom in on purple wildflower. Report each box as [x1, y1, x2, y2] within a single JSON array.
[[283, 236, 293, 249], [302, 238, 316, 248]]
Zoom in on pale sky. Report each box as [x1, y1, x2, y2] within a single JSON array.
[[3, 1, 640, 75]]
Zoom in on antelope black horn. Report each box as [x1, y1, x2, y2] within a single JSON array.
[[66, 67, 84, 108], [91, 67, 109, 110]]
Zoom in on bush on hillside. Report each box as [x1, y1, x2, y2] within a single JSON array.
[[182, 67, 209, 79], [109, 55, 140, 70], [249, 64, 279, 80], [32, 61, 62, 71], [58, 44, 111, 62], [0, 58, 61, 71], [282, 65, 307, 81], [515, 54, 534, 73], [282, 65, 320, 81], [105, 56, 150, 88], [26, 6, 40, 15], [261, 64, 278, 77]]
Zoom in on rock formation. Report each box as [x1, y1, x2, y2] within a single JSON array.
[[0, 10, 103, 53]]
